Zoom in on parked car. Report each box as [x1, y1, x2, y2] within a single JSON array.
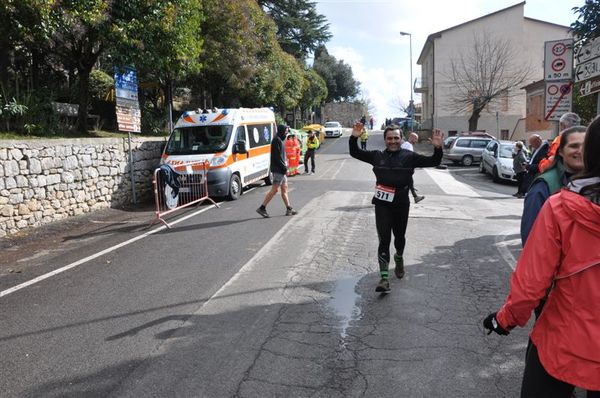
[[324, 121, 343, 137], [300, 124, 325, 144], [443, 135, 493, 166], [480, 140, 517, 182], [443, 136, 457, 149]]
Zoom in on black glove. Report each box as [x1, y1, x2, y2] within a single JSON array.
[[483, 312, 509, 336]]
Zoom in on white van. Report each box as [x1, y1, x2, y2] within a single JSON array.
[[161, 107, 275, 200]]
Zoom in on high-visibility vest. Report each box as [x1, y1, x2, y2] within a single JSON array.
[[307, 137, 319, 149], [360, 130, 369, 141]]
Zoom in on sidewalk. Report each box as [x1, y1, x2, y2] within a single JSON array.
[[0, 203, 155, 275]]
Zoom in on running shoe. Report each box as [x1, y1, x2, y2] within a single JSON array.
[[256, 207, 270, 218], [394, 254, 405, 279], [375, 278, 390, 293]]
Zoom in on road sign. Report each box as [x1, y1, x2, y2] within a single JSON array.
[[575, 57, 600, 83], [579, 75, 600, 97], [545, 81, 572, 121], [115, 106, 141, 133], [575, 37, 600, 64], [114, 67, 141, 133], [544, 39, 574, 81]]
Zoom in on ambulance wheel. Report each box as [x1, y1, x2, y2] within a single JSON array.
[[263, 172, 273, 186], [227, 174, 242, 200]]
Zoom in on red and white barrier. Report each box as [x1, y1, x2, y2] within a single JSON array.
[[152, 161, 219, 228]]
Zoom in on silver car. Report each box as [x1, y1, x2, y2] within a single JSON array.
[[480, 140, 517, 182], [443, 136, 492, 166]]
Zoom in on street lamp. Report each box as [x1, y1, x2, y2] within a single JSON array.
[[399, 31, 414, 132]]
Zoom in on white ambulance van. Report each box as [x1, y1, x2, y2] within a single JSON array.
[[161, 107, 275, 200]]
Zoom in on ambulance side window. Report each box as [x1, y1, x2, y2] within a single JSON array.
[[248, 124, 272, 148], [236, 126, 246, 143]]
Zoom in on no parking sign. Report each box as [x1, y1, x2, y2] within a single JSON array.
[[544, 39, 574, 81], [545, 81, 572, 121]]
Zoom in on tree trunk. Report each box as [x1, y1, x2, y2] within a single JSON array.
[[468, 110, 481, 132], [31, 49, 41, 91], [0, 45, 9, 90], [77, 68, 92, 134], [166, 79, 173, 133]]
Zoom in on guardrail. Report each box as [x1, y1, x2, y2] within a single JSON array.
[[152, 161, 219, 228]]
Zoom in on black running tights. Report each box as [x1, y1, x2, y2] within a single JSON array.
[[374, 203, 410, 272]]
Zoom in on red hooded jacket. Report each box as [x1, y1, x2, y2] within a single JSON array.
[[497, 184, 600, 390]]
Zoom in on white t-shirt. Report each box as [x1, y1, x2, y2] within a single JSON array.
[[401, 141, 413, 152]]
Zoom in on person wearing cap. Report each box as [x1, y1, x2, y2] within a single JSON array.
[[349, 122, 444, 293], [538, 112, 580, 173], [304, 130, 319, 174], [256, 124, 298, 218]]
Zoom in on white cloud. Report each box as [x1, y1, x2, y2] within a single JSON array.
[[329, 46, 407, 124]]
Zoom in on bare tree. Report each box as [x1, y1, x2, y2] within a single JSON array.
[[445, 32, 532, 131], [388, 95, 410, 116]]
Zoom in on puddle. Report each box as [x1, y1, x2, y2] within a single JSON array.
[[328, 275, 362, 339]]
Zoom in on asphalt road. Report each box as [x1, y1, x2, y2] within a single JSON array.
[[1, 131, 531, 397]]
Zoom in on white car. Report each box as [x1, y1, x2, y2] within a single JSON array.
[[324, 121, 343, 137], [480, 140, 517, 183]]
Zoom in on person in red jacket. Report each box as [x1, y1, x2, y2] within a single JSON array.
[[484, 115, 600, 397]]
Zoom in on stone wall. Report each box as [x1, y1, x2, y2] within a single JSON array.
[[322, 102, 367, 128], [0, 137, 167, 238]]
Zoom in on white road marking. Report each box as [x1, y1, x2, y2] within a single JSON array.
[[494, 230, 521, 270], [0, 204, 217, 298], [329, 159, 346, 180], [424, 168, 481, 197]]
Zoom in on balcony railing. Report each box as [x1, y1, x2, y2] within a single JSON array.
[[414, 78, 427, 93]]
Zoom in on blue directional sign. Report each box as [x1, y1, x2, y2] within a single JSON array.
[[114, 67, 139, 101], [115, 67, 137, 91]]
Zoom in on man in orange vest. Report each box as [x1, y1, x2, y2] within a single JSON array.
[[538, 112, 580, 173]]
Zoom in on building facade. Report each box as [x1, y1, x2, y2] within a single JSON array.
[[416, 2, 570, 138]]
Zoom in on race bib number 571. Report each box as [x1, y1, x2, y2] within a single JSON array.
[[375, 184, 395, 202]]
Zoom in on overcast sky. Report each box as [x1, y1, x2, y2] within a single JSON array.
[[313, 0, 584, 126]]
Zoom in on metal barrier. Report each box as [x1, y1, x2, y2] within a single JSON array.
[[152, 161, 219, 228]]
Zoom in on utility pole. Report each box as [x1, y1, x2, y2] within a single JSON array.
[[400, 32, 414, 132]]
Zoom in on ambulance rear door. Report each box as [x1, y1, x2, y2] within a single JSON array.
[[242, 123, 272, 185]]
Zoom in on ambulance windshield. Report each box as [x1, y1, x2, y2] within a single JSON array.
[[166, 125, 233, 155]]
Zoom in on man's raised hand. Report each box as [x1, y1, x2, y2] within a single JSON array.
[[352, 122, 363, 137], [428, 128, 444, 148]]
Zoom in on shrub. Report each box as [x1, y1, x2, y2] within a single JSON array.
[[89, 69, 115, 102]]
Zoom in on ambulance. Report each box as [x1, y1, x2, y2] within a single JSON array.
[[161, 107, 275, 200]]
